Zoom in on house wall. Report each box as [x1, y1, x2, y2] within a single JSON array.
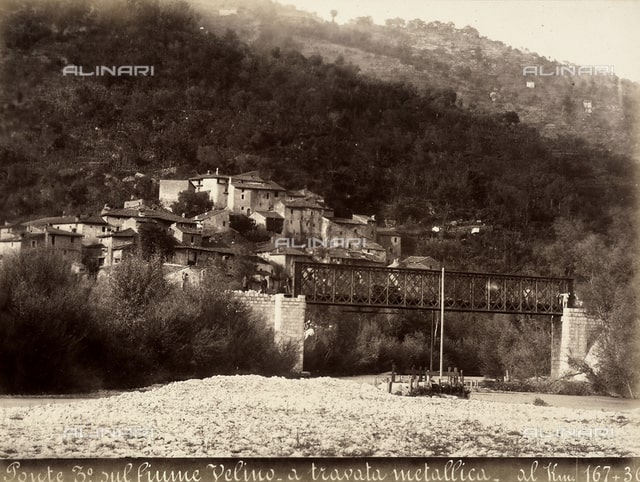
[[321, 218, 375, 245], [51, 222, 108, 245], [377, 233, 402, 261], [192, 177, 228, 209], [0, 240, 21, 258], [278, 205, 324, 239], [47, 233, 82, 254], [228, 185, 281, 215], [232, 291, 306, 371], [159, 180, 194, 210], [200, 211, 231, 232]]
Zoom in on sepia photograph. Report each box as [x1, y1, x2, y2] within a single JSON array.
[[0, 0, 638, 472]]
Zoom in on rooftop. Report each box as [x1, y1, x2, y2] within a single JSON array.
[[97, 228, 137, 238], [104, 208, 196, 224], [24, 215, 108, 226], [281, 199, 325, 209], [252, 211, 284, 219], [326, 217, 367, 226], [193, 209, 229, 221]]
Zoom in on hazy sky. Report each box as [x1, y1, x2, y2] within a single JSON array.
[[279, 0, 640, 82]]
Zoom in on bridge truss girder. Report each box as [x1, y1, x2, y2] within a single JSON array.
[[293, 262, 573, 316]]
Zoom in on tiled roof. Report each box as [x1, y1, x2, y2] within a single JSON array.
[[174, 226, 202, 235], [43, 227, 83, 237], [282, 199, 324, 209], [0, 236, 21, 242], [252, 211, 284, 219], [104, 208, 196, 224], [230, 178, 285, 191], [326, 217, 367, 226], [97, 228, 137, 238], [363, 241, 385, 250], [193, 209, 229, 221], [24, 215, 108, 226], [190, 173, 229, 180], [396, 256, 441, 269], [264, 247, 310, 257], [175, 245, 235, 255]]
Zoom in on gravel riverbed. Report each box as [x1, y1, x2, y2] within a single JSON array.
[[1, 375, 638, 458]]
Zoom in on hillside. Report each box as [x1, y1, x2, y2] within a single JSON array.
[[193, 0, 640, 157], [0, 0, 636, 275]]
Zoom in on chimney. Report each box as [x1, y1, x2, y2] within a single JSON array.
[[216, 167, 219, 175], [207, 170, 211, 175], [101, 204, 111, 216]]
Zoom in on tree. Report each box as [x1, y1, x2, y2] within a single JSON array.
[[542, 215, 639, 397], [385, 18, 406, 29], [104, 253, 167, 327], [171, 190, 213, 218], [138, 222, 176, 260], [0, 249, 98, 393]]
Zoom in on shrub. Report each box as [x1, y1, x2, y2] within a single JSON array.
[[0, 249, 102, 393]]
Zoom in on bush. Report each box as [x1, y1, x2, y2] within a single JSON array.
[[0, 251, 297, 393], [0, 249, 102, 393], [95, 261, 297, 387]]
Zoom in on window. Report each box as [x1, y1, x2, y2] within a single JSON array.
[[31, 240, 36, 248], [102, 226, 107, 232], [275, 192, 279, 198], [241, 194, 245, 200], [51, 235, 55, 246], [71, 237, 75, 243], [266, 193, 270, 199], [222, 221, 226, 227], [191, 236, 195, 243]]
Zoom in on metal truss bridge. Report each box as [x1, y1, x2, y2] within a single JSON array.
[[293, 262, 573, 315]]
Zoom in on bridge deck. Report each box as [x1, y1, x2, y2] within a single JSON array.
[[293, 262, 572, 315]]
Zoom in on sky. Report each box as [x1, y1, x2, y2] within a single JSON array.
[[278, 0, 640, 82]]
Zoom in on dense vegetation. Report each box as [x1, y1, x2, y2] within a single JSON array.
[[197, 0, 639, 156], [0, 0, 637, 396], [0, 249, 296, 393]]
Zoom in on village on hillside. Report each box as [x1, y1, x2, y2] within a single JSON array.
[[0, 170, 451, 290]]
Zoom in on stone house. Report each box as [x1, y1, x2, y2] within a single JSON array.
[[189, 170, 229, 208], [193, 208, 231, 232], [321, 215, 376, 247], [275, 198, 325, 240], [376, 227, 402, 262], [22, 215, 110, 246], [250, 210, 284, 233], [159, 179, 195, 210], [227, 171, 286, 216], [96, 228, 137, 267]]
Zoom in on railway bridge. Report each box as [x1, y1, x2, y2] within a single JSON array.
[[288, 262, 598, 379]]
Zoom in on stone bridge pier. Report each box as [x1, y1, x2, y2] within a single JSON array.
[[551, 307, 603, 379], [233, 291, 306, 372]]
